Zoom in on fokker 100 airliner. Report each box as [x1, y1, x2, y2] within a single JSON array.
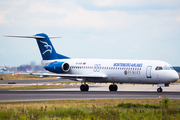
[[6, 33, 179, 92]]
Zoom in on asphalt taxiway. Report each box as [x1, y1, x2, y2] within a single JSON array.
[[0, 84, 180, 102]]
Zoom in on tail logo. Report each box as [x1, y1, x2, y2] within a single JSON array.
[[40, 40, 52, 54]]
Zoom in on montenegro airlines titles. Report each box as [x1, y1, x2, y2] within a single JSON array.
[[5, 33, 179, 92]]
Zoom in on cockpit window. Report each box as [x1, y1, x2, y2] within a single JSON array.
[[170, 67, 174, 70], [163, 66, 170, 70], [155, 66, 173, 70], [155, 66, 163, 70]]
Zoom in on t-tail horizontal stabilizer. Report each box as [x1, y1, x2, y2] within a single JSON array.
[[5, 33, 70, 60], [4, 35, 61, 39]]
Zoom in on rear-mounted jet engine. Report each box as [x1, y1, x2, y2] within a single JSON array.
[[44, 62, 70, 73]]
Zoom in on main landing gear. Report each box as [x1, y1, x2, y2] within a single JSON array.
[[80, 82, 118, 91], [80, 84, 89, 91], [109, 83, 118, 91], [157, 87, 163, 92], [80, 80, 89, 91]]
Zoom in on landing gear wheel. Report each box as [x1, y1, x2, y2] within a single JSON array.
[[80, 84, 89, 91], [114, 85, 118, 91], [157, 87, 162, 92], [109, 84, 118, 91], [109, 85, 113, 91], [85, 84, 89, 91]]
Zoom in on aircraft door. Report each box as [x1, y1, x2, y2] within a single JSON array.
[[146, 66, 152, 78]]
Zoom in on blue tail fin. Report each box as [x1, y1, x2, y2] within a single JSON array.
[[4, 33, 70, 60], [34, 33, 70, 60]]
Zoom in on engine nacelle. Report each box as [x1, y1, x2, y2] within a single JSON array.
[[44, 62, 70, 73]]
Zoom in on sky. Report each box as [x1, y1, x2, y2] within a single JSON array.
[[0, 0, 180, 66]]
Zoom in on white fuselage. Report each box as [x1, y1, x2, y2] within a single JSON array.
[[7, 33, 179, 92], [41, 59, 179, 84]]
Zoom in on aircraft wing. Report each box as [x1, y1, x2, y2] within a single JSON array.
[[29, 73, 106, 78]]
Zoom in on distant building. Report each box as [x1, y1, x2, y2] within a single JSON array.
[[17, 64, 46, 72]]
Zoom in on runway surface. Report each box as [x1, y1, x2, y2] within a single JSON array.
[[1, 79, 180, 102], [0, 90, 180, 102], [0, 79, 69, 84], [0, 84, 180, 102]]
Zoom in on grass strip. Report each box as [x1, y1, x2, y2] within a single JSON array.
[[0, 97, 180, 120]]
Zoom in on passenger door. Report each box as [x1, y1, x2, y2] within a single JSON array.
[[146, 66, 152, 78]]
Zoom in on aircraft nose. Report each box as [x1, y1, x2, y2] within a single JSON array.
[[170, 71, 179, 82]]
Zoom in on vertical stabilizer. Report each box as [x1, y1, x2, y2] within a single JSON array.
[[34, 33, 70, 60], [5, 33, 70, 60]]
